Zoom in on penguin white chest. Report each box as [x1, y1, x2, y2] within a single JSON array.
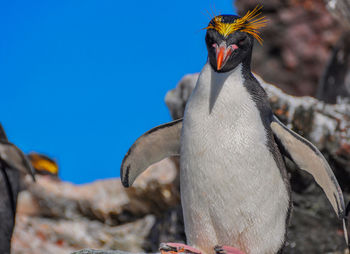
[[180, 64, 289, 254]]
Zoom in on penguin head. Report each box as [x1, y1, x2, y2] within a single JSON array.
[[204, 6, 267, 72], [28, 153, 59, 177]]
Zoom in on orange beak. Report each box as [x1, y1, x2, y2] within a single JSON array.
[[216, 46, 226, 71], [214, 42, 238, 71]]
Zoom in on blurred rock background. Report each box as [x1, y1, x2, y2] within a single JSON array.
[[10, 0, 350, 253], [236, 0, 342, 96], [13, 159, 183, 254]]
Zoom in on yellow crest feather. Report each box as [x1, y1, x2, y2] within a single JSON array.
[[203, 5, 268, 44]]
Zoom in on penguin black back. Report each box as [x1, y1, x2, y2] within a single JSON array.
[[0, 124, 21, 254], [0, 163, 20, 254], [0, 123, 8, 141]]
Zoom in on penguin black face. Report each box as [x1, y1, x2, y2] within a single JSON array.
[[205, 16, 254, 73], [203, 6, 267, 73]]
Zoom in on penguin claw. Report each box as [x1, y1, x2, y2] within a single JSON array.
[[160, 243, 202, 254], [214, 245, 246, 254]]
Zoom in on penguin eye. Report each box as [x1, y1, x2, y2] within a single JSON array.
[[238, 37, 247, 46]]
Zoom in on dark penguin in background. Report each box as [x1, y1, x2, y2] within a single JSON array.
[[0, 123, 35, 254], [120, 6, 347, 254]]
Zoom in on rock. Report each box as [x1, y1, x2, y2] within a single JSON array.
[[12, 158, 182, 254], [324, 0, 350, 29], [235, 0, 350, 106], [16, 158, 178, 223], [285, 186, 347, 253], [165, 74, 198, 120], [72, 250, 152, 254], [235, 0, 343, 96], [317, 31, 350, 103], [12, 213, 155, 253], [146, 204, 185, 251]]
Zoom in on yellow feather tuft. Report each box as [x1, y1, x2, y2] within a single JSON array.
[[203, 5, 268, 44]]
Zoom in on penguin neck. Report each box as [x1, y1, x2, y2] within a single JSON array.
[[241, 50, 252, 75], [194, 49, 255, 115], [205, 61, 248, 114]]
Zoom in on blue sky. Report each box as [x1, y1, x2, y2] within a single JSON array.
[[0, 0, 236, 184]]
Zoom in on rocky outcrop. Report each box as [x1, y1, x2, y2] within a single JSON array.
[[235, 0, 343, 96], [235, 0, 350, 104], [12, 158, 184, 254], [72, 250, 149, 254]]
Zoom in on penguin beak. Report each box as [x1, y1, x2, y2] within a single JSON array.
[[214, 42, 238, 71]]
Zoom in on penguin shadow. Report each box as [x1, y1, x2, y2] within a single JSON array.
[[209, 71, 231, 114]]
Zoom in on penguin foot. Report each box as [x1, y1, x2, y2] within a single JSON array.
[[214, 245, 246, 254], [160, 243, 202, 254]]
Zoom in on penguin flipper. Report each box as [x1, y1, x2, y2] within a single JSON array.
[[121, 118, 182, 187], [0, 141, 36, 181], [271, 115, 345, 219], [0, 123, 8, 141]]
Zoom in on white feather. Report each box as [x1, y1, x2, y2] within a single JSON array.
[[180, 63, 290, 254]]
